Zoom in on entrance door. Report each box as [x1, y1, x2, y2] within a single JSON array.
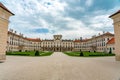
[[57, 48, 59, 51], [54, 47, 62, 52]]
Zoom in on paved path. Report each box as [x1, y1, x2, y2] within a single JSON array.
[[0, 52, 120, 80]]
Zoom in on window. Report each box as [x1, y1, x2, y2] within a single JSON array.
[[104, 42, 105, 46], [113, 47, 115, 50]]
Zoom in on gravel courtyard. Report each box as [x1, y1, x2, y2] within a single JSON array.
[[0, 52, 120, 80]]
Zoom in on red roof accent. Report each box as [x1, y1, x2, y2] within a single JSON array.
[[82, 39, 89, 42], [0, 2, 14, 15], [74, 40, 81, 42], [107, 38, 115, 44], [109, 10, 120, 18], [25, 38, 41, 42]]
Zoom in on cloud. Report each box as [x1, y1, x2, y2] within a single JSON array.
[[88, 15, 113, 28], [1, 0, 119, 39], [32, 28, 49, 33], [85, 0, 93, 7]]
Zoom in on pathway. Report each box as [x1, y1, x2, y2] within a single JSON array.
[[0, 52, 120, 80]]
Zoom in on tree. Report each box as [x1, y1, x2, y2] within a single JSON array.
[[80, 52, 83, 56], [109, 48, 112, 54], [35, 51, 39, 56]]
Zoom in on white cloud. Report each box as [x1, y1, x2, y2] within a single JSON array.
[[85, 0, 93, 7], [89, 15, 113, 30], [2, 0, 117, 39]]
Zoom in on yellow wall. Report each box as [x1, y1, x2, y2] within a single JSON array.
[[0, 7, 13, 60], [110, 13, 120, 61]]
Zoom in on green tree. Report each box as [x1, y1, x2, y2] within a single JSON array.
[[35, 51, 39, 56], [80, 52, 83, 56], [109, 48, 112, 54]]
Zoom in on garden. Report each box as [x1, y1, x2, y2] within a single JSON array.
[[64, 51, 115, 57], [6, 51, 53, 56]]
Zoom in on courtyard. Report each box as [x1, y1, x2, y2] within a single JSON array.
[[0, 52, 120, 80]]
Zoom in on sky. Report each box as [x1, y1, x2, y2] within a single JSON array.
[[0, 0, 120, 39]]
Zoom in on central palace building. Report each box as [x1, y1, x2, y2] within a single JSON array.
[[7, 29, 115, 53]]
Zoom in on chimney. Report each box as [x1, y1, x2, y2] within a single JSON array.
[[103, 31, 105, 34], [14, 31, 17, 34], [19, 33, 21, 36], [92, 35, 96, 38], [80, 37, 82, 41], [10, 29, 13, 32], [98, 33, 100, 36], [21, 34, 23, 37]]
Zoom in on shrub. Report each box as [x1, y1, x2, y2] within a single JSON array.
[[109, 48, 112, 54], [6, 51, 12, 55], [19, 50, 22, 52], [80, 52, 84, 56], [35, 51, 39, 56]]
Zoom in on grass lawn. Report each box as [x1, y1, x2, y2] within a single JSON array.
[[64, 51, 115, 57], [40, 51, 53, 56], [6, 51, 53, 56]]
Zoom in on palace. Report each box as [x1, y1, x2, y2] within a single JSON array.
[[7, 29, 115, 53], [0, 2, 119, 62]]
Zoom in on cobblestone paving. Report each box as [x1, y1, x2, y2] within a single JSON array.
[[0, 52, 120, 80]]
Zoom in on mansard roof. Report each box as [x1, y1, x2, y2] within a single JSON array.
[[103, 32, 114, 36], [81, 39, 90, 42], [0, 2, 14, 15], [93, 32, 114, 39], [8, 31, 23, 38], [25, 38, 41, 42], [74, 38, 91, 42], [74, 40, 81, 42], [42, 40, 54, 41], [62, 40, 73, 41]]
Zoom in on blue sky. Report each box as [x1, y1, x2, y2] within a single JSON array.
[[0, 0, 120, 39]]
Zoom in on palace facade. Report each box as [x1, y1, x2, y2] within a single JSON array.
[[7, 30, 73, 52], [74, 32, 114, 52], [7, 29, 115, 53]]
